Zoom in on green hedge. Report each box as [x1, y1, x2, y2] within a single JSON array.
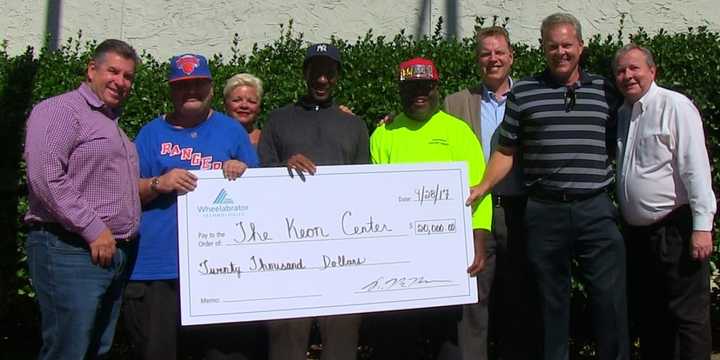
[[1, 18, 718, 357]]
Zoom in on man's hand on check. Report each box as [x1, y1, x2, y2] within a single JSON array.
[[158, 168, 198, 195], [465, 185, 488, 206], [287, 153, 317, 176], [467, 229, 488, 276], [222, 160, 248, 180]]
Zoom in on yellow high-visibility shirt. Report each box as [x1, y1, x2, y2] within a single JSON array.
[[370, 110, 492, 230]]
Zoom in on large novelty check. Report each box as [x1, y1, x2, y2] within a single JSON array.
[[177, 163, 478, 325]]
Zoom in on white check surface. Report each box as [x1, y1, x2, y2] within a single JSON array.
[[177, 163, 477, 325]]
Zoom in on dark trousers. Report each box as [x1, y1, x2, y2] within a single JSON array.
[[624, 205, 712, 360], [457, 195, 540, 360], [456, 196, 499, 360], [267, 315, 360, 360], [122, 280, 181, 359], [122, 280, 267, 360], [365, 307, 456, 360], [490, 195, 541, 360], [526, 192, 629, 360]]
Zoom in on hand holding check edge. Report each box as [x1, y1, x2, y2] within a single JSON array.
[[222, 159, 249, 180], [467, 229, 489, 275], [155, 168, 198, 195], [287, 153, 317, 176]]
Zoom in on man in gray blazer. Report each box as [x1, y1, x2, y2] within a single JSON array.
[[444, 26, 538, 360]]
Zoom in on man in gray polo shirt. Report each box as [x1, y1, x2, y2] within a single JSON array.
[[468, 13, 629, 360], [258, 42, 369, 360]]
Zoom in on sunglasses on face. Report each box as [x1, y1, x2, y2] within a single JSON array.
[[400, 80, 437, 94]]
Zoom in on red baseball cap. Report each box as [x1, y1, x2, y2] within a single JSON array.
[[399, 57, 439, 81]]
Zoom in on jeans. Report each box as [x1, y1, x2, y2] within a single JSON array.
[[26, 228, 133, 360]]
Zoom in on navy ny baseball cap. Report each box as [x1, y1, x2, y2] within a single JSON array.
[[303, 43, 341, 68], [168, 54, 212, 83]]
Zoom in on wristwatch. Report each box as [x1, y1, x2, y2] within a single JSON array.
[[150, 177, 160, 193]]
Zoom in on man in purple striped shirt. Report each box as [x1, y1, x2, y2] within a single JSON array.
[[24, 39, 141, 359]]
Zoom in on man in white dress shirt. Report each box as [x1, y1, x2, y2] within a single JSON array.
[[614, 43, 715, 360]]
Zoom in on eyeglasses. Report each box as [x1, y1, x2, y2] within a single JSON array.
[[564, 85, 577, 112]]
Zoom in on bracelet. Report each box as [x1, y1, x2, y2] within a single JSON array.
[[150, 177, 160, 193]]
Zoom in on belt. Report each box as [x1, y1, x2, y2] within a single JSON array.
[[625, 204, 691, 231], [529, 187, 606, 203], [492, 194, 528, 208], [29, 222, 136, 244]]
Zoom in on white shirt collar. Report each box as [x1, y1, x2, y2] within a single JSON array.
[[632, 81, 659, 113]]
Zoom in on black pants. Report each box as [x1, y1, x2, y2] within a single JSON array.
[[122, 280, 181, 360], [490, 195, 542, 360], [456, 195, 500, 360], [526, 192, 629, 360], [459, 195, 540, 360], [624, 205, 712, 360], [365, 306, 457, 360], [122, 280, 267, 360]]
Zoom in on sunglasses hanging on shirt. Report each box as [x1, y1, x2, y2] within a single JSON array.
[[564, 85, 577, 112]]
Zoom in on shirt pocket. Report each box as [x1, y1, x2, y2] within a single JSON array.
[[635, 133, 672, 168]]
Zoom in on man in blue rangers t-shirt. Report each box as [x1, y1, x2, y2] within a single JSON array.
[[123, 53, 258, 360]]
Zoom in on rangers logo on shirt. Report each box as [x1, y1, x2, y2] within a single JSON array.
[[160, 142, 222, 170]]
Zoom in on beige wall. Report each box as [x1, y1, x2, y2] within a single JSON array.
[[2, 0, 718, 59]]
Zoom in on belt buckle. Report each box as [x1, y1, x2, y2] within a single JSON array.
[[493, 194, 502, 208], [117, 234, 137, 243]]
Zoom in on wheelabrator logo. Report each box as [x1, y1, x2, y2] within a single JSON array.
[[213, 189, 234, 205], [197, 188, 247, 217]]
